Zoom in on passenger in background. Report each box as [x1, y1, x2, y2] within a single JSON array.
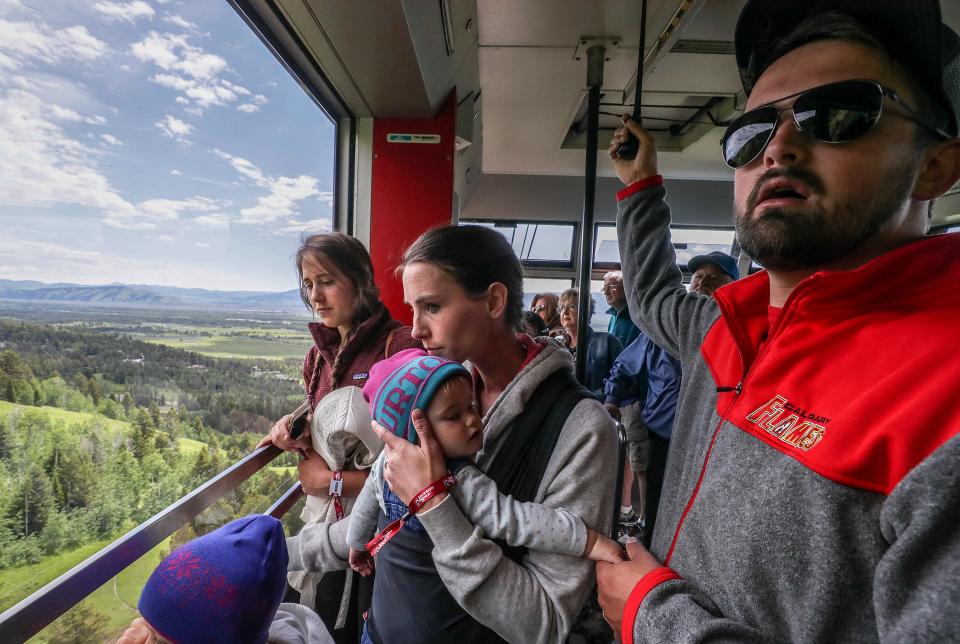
[[687, 251, 739, 296], [521, 309, 550, 338], [602, 271, 640, 348], [603, 333, 681, 546], [530, 292, 563, 335], [258, 232, 420, 643], [558, 288, 622, 399]]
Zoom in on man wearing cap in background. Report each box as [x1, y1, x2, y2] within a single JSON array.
[[687, 251, 739, 296], [597, 1, 960, 642]]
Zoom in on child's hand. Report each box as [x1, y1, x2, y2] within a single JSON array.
[[349, 547, 375, 576], [586, 531, 627, 564]]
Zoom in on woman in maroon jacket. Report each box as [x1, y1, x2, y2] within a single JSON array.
[[261, 231, 419, 642]]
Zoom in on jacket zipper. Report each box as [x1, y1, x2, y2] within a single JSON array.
[[663, 277, 819, 565]]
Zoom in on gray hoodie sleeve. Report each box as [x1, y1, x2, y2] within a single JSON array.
[[616, 181, 721, 362], [286, 519, 351, 574], [417, 399, 618, 644], [345, 454, 386, 550], [450, 464, 588, 557]]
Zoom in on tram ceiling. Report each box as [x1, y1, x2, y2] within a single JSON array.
[[477, 0, 747, 180]]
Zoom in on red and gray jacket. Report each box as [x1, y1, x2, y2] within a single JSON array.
[[616, 177, 960, 643]]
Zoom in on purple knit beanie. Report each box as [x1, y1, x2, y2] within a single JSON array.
[[138, 515, 288, 644], [362, 348, 470, 444]]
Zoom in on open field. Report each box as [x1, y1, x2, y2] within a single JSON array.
[[144, 333, 310, 359], [0, 400, 129, 434]]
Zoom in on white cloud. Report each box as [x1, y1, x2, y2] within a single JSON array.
[[211, 148, 329, 225], [270, 217, 333, 236], [236, 103, 259, 113], [163, 14, 196, 30], [94, 1, 155, 23], [157, 234, 174, 242], [0, 20, 109, 70], [104, 196, 229, 230], [194, 213, 231, 227], [0, 89, 135, 219], [194, 242, 211, 248], [155, 114, 193, 143], [100, 133, 122, 146], [211, 148, 267, 186], [170, 169, 182, 176], [131, 31, 250, 112]]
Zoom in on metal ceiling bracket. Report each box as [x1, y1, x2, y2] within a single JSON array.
[[622, 0, 708, 101], [573, 36, 622, 61]]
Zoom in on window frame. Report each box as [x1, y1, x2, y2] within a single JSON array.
[[592, 222, 737, 272], [459, 218, 578, 269]]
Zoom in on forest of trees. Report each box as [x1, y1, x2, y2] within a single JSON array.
[[0, 319, 306, 570]]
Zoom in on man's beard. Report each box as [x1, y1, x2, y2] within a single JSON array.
[[735, 165, 915, 271]]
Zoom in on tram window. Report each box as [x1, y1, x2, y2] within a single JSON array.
[[0, 2, 336, 635], [593, 225, 736, 269], [460, 220, 575, 266], [523, 277, 573, 320]]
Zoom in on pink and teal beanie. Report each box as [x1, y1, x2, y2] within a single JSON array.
[[362, 348, 469, 444], [138, 514, 287, 644]]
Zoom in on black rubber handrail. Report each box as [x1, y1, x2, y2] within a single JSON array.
[[0, 444, 286, 642]]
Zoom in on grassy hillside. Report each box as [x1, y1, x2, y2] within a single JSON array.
[[0, 400, 209, 455]]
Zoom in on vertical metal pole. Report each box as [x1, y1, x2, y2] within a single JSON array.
[[575, 45, 604, 385]]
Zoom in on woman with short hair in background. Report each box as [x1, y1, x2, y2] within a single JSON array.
[[557, 287, 623, 400]]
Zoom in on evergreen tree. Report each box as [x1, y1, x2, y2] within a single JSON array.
[[132, 408, 155, 461], [44, 602, 108, 644]]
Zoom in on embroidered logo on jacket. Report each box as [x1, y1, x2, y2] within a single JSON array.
[[746, 395, 828, 452]]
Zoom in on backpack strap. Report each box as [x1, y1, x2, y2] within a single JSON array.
[[484, 368, 591, 562]]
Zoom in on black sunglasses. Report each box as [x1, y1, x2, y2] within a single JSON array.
[[721, 79, 951, 169]]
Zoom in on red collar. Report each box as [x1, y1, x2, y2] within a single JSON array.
[[712, 234, 960, 373]]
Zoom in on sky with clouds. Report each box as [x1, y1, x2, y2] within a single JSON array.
[[0, 0, 336, 292]]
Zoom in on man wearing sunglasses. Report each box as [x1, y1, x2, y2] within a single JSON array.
[[596, 1, 960, 643]]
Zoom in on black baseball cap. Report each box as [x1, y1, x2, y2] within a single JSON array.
[[734, 0, 960, 135]]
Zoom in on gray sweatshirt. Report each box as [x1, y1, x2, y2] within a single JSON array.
[[345, 451, 589, 556], [616, 178, 960, 643], [287, 342, 618, 643]]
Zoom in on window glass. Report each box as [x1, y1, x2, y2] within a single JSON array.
[[671, 228, 737, 267], [594, 225, 735, 268], [461, 221, 574, 264], [0, 2, 336, 290]]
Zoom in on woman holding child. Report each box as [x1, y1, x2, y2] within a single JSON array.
[[261, 232, 419, 643], [288, 225, 618, 643]]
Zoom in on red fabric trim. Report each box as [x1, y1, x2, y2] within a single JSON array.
[[621, 567, 681, 644], [616, 175, 664, 201], [518, 333, 544, 369], [665, 412, 730, 565]]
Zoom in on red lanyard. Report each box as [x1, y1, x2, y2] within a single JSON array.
[[365, 474, 457, 556], [330, 470, 344, 521]]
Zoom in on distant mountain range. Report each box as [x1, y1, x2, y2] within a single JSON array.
[[0, 279, 305, 311]]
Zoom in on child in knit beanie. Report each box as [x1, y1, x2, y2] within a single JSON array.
[[121, 515, 333, 644], [345, 349, 623, 577]]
